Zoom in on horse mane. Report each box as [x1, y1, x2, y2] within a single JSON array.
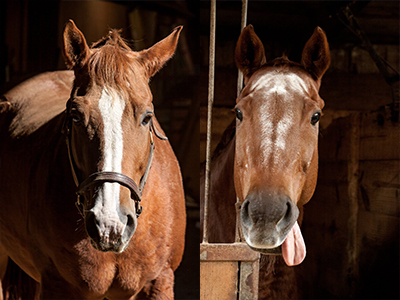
[[91, 29, 132, 51], [86, 30, 143, 99]]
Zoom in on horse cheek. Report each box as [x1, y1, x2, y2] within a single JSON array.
[[298, 149, 319, 207]]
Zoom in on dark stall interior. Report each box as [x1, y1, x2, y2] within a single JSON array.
[[199, 1, 399, 299], [1, 1, 199, 299], [1, 0, 399, 299]]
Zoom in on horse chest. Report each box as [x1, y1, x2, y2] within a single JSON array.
[[74, 240, 165, 297]]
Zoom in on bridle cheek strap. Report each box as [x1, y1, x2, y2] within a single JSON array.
[[63, 108, 161, 218]]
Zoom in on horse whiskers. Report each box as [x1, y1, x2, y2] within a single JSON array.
[[74, 219, 86, 234]]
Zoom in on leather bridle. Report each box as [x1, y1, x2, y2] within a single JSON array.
[[62, 99, 167, 218]]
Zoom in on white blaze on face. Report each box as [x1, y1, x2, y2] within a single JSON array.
[[99, 88, 125, 173], [256, 73, 307, 165], [92, 88, 126, 236]]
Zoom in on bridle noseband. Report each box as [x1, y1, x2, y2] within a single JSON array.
[[62, 99, 167, 218]]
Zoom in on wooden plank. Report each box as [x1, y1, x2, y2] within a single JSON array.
[[319, 110, 399, 162], [357, 211, 399, 246], [200, 243, 260, 300], [320, 74, 392, 111], [347, 113, 361, 298], [318, 115, 352, 162], [359, 111, 400, 161], [359, 160, 399, 217], [317, 161, 348, 184], [200, 261, 238, 300], [239, 260, 259, 300], [200, 243, 260, 262]]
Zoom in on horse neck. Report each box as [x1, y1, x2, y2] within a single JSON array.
[[31, 113, 77, 201], [259, 255, 299, 299], [206, 135, 237, 243]]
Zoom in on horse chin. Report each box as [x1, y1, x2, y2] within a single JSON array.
[[247, 244, 282, 256], [84, 209, 137, 254], [244, 221, 307, 266], [90, 238, 128, 253], [242, 233, 284, 256], [241, 225, 287, 256]]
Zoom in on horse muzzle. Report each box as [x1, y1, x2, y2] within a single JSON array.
[[85, 209, 137, 253], [240, 189, 306, 266], [240, 190, 298, 249], [75, 172, 143, 253]]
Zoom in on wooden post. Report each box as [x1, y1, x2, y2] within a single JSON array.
[[200, 243, 259, 300], [347, 112, 361, 297]]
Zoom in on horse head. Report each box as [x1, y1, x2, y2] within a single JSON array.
[[234, 25, 330, 266], [62, 20, 181, 253]]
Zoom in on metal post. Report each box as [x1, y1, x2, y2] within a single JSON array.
[[203, 0, 216, 244], [235, 0, 248, 243], [200, 1, 260, 299], [236, 0, 248, 96]]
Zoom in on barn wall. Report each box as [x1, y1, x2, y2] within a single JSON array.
[[199, 1, 399, 299], [299, 109, 399, 298]]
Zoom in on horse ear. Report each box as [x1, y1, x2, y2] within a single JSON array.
[[235, 24, 266, 80], [139, 26, 183, 79], [63, 20, 90, 70], [301, 27, 330, 80]]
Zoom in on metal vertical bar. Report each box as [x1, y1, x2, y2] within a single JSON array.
[[235, 0, 248, 243], [235, 2, 260, 299], [203, 0, 216, 244], [236, 0, 248, 96]]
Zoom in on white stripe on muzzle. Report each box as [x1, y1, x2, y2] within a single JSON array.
[[92, 88, 126, 236]]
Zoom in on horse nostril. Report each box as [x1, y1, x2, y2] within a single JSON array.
[[121, 213, 137, 245], [284, 202, 292, 220], [126, 214, 134, 227], [242, 200, 249, 214], [85, 211, 100, 245], [277, 199, 295, 230], [240, 199, 252, 226]]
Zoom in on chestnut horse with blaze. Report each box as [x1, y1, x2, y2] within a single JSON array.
[[201, 25, 330, 299], [0, 20, 186, 299]]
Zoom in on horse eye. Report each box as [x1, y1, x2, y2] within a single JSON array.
[[311, 112, 321, 126], [141, 114, 152, 126], [70, 108, 83, 124], [235, 108, 243, 122]]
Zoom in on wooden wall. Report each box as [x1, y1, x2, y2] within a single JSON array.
[[199, 1, 399, 299], [299, 110, 399, 298]]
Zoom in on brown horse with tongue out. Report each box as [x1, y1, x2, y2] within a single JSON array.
[[201, 25, 330, 298]]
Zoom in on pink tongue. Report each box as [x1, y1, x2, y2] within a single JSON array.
[[281, 221, 306, 266]]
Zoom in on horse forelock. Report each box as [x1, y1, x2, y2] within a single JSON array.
[[269, 57, 304, 73], [86, 31, 147, 103], [91, 29, 132, 51]]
